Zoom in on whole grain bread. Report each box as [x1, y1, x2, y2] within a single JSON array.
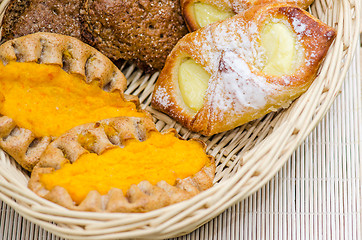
[[81, 0, 188, 72], [1, 0, 84, 43], [1, 0, 188, 72]]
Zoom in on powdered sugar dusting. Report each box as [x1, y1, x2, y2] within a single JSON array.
[[305, 51, 316, 66], [281, 76, 291, 85], [210, 51, 274, 115], [212, 20, 265, 70], [188, 25, 219, 73], [195, 18, 281, 121], [153, 86, 174, 108], [292, 17, 306, 34]]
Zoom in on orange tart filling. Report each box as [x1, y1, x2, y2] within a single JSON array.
[[40, 131, 210, 204], [0, 61, 144, 137]]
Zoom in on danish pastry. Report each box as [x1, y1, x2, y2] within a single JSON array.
[[0, 33, 147, 171], [151, 4, 336, 136], [181, 0, 314, 31], [29, 117, 215, 212]]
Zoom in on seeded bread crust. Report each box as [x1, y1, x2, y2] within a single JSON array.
[[81, 0, 189, 72], [1, 0, 84, 43], [0, 33, 132, 171], [1, 0, 189, 72], [29, 117, 215, 212]]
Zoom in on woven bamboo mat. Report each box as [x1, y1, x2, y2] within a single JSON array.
[[0, 37, 360, 240]]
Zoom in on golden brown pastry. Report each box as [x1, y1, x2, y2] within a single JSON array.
[[0, 33, 144, 171], [29, 116, 215, 212], [181, 0, 314, 31], [152, 4, 336, 136]]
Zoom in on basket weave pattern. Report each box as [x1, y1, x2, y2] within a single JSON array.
[[0, 0, 360, 239]]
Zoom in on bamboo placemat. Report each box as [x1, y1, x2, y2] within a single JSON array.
[[0, 37, 360, 240]]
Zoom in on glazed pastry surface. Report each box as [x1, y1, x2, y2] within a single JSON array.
[[152, 4, 336, 136]]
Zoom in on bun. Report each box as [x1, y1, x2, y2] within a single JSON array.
[[81, 0, 188, 72], [1, 0, 84, 43]]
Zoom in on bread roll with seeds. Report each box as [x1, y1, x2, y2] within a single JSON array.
[[81, 0, 188, 72]]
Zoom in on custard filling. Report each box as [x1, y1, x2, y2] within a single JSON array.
[[0, 62, 144, 137], [40, 131, 210, 204], [260, 22, 299, 76], [178, 59, 210, 112], [194, 2, 234, 28]]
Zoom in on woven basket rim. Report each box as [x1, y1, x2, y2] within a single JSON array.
[[0, 0, 360, 239]]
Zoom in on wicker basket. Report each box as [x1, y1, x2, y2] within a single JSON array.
[[0, 0, 359, 239]]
